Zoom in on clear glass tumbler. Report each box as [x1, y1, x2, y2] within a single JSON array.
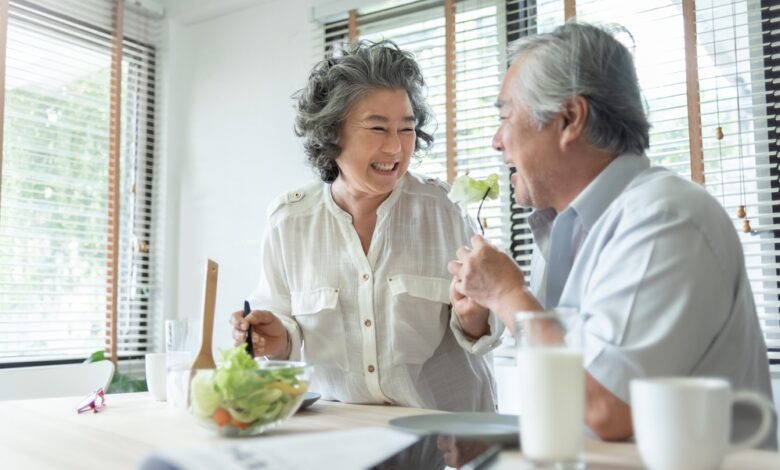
[[164, 319, 188, 353], [515, 311, 585, 470], [164, 318, 190, 408]]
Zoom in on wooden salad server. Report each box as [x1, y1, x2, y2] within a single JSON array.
[[190, 259, 218, 382]]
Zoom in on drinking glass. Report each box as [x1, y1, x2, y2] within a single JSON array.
[[515, 311, 585, 470], [166, 351, 191, 408], [164, 319, 190, 408], [165, 319, 188, 353]]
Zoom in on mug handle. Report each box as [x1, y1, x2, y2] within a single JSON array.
[[729, 390, 775, 451]]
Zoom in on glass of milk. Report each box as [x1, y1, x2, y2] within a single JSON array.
[[515, 311, 585, 469]]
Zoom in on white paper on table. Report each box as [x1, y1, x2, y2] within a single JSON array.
[[138, 427, 419, 470]]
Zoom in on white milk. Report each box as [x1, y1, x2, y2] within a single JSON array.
[[517, 347, 584, 462]]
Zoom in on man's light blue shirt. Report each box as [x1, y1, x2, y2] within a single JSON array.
[[527, 153, 775, 448]]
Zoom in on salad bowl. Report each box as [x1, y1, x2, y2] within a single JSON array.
[[189, 347, 312, 436]]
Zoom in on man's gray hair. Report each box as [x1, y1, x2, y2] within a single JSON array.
[[509, 22, 650, 155], [294, 40, 433, 183]]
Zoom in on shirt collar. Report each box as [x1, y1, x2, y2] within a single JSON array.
[[324, 172, 408, 221], [377, 173, 406, 217], [569, 153, 650, 231], [528, 153, 650, 243], [528, 208, 556, 258]]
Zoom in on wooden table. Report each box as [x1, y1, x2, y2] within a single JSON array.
[[1, 393, 777, 469]]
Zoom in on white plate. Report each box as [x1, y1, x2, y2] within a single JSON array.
[[389, 412, 519, 445]]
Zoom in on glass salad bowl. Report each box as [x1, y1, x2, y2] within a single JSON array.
[[188, 348, 313, 437]]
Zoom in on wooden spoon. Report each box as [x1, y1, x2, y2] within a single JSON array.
[[190, 258, 218, 381]]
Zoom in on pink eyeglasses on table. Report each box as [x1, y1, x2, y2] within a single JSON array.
[[76, 388, 106, 414]]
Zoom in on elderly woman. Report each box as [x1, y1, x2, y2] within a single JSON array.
[[230, 40, 503, 412]]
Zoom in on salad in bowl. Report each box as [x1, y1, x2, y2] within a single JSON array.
[[189, 346, 312, 436]]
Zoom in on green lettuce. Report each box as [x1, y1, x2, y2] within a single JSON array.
[[448, 173, 500, 205], [190, 346, 308, 436]]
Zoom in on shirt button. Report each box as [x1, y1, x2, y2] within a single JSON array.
[[362, 273, 370, 281], [364, 319, 372, 327], [368, 365, 375, 373]]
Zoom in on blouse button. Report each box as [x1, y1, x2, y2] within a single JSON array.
[[362, 273, 370, 281], [364, 319, 372, 327], [287, 191, 305, 203], [368, 365, 375, 373]]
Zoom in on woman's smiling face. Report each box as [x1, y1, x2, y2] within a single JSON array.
[[335, 88, 416, 197]]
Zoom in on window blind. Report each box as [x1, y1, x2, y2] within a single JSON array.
[[758, 0, 780, 367], [453, 0, 511, 246], [118, 1, 162, 370], [323, 16, 350, 58], [0, 0, 162, 366], [693, 0, 780, 370]]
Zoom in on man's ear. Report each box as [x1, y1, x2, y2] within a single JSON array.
[[559, 95, 588, 151]]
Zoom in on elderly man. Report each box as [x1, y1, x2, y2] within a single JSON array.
[[448, 23, 775, 447]]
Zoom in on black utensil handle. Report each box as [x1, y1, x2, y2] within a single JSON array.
[[243, 300, 255, 358]]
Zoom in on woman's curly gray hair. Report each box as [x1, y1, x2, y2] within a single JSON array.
[[294, 40, 434, 183]]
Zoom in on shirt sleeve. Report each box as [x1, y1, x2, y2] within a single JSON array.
[[576, 206, 732, 403], [449, 310, 504, 354], [447, 204, 506, 354], [246, 223, 304, 361]]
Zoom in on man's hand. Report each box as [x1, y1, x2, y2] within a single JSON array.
[[448, 235, 530, 315], [449, 275, 490, 339], [229, 309, 291, 359]]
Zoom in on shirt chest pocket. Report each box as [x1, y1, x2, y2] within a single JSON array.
[[387, 274, 451, 365], [291, 287, 348, 371]]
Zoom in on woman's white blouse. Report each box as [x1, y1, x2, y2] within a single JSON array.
[[247, 172, 503, 412]]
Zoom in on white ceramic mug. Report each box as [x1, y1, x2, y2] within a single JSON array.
[[631, 377, 774, 470], [145, 353, 167, 401]]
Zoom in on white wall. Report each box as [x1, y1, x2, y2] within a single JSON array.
[[162, 0, 323, 354]]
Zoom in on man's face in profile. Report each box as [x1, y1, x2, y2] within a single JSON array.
[[493, 58, 562, 210]]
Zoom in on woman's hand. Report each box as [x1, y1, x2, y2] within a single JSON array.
[[229, 310, 291, 359], [449, 276, 491, 339], [449, 235, 536, 327]]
